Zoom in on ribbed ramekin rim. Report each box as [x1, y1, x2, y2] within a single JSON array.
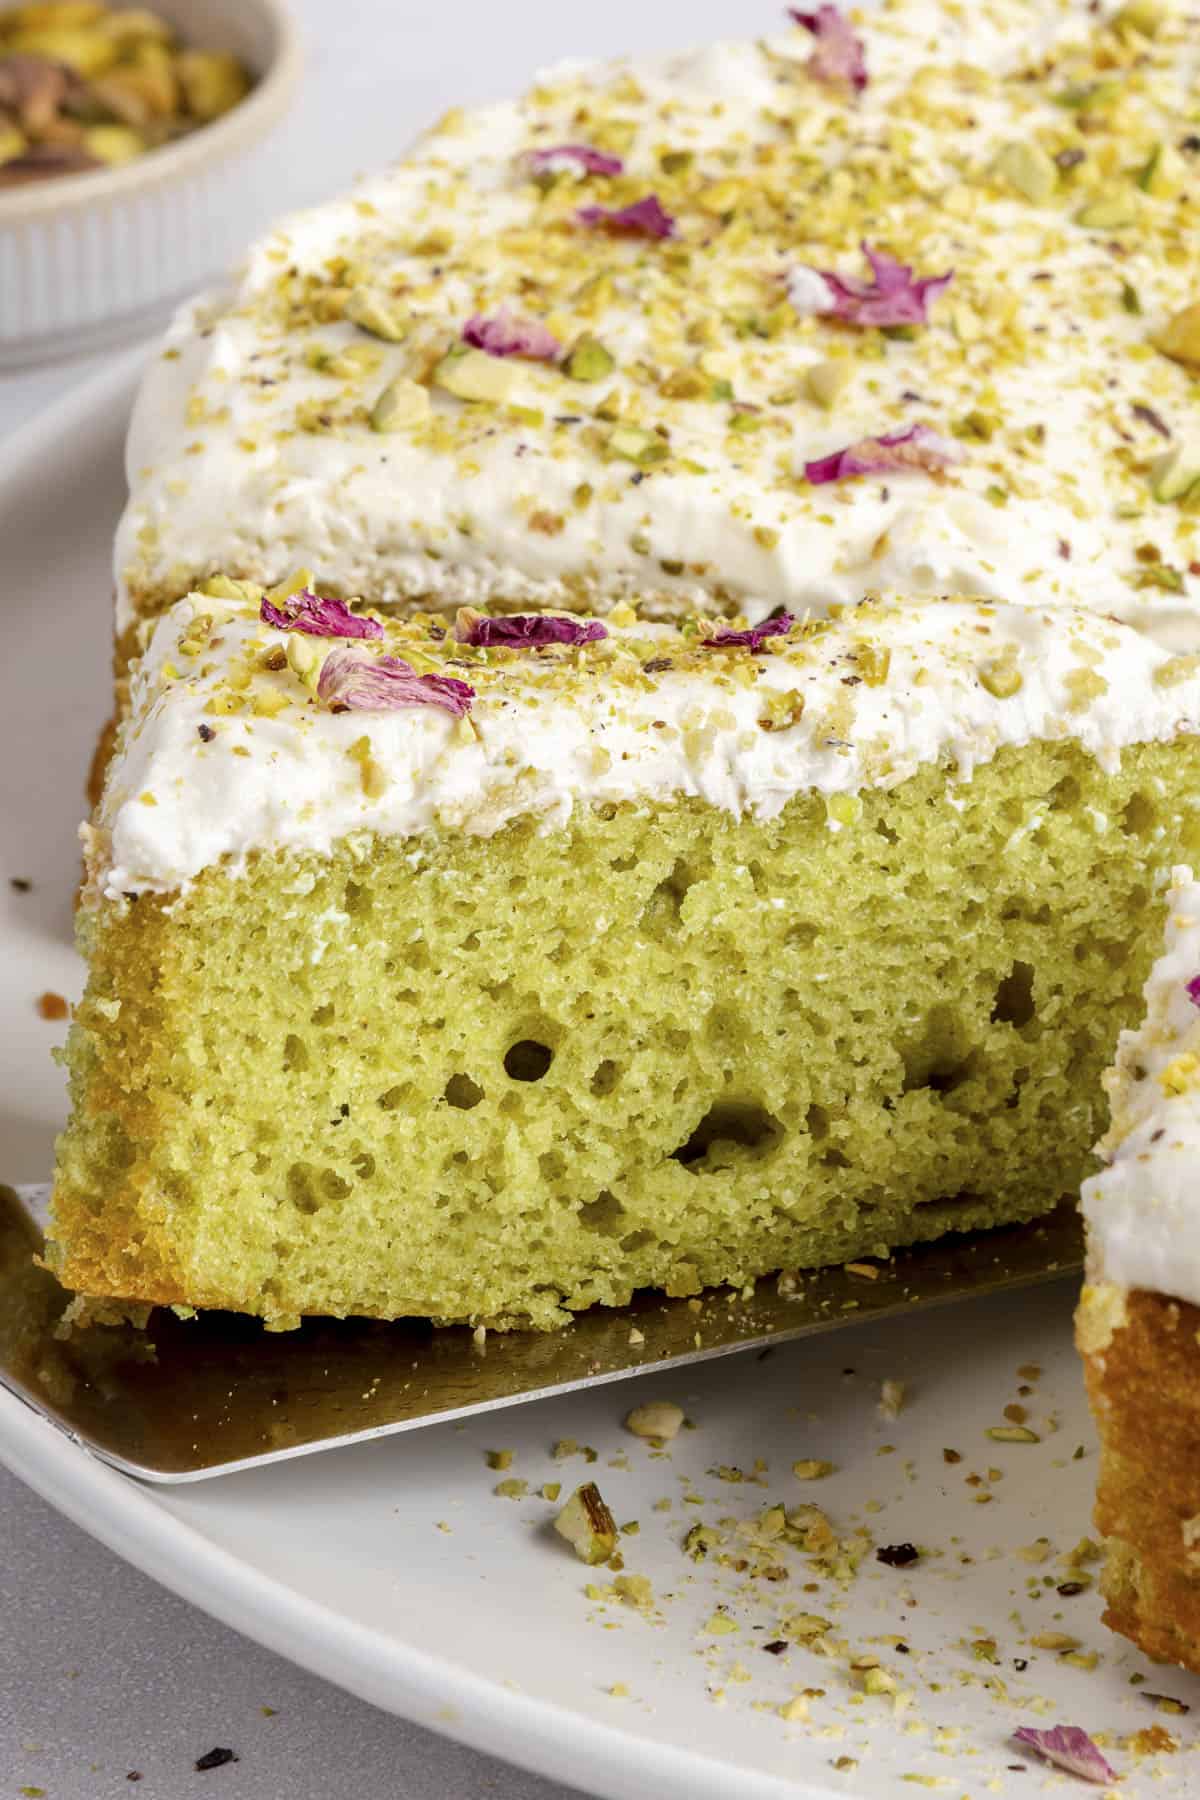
[[0, 0, 303, 222]]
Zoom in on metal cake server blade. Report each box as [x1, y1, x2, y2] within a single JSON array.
[[0, 1183, 1082, 1484]]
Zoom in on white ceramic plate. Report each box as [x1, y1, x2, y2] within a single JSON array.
[[1, 361, 1198, 1800]]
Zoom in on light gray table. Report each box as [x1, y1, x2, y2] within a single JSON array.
[[0, 0, 772, 1792]]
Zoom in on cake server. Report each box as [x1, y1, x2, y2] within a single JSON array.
[[0, 1182, 1081, 1484]]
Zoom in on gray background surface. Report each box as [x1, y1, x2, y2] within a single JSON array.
[[0, 1465, 578, 1798], [0, 0, 769, 1793]]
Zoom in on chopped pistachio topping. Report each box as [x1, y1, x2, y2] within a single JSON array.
[[554, 1481, 619, 1565], [624, 1399, 684, 1442], [565, 336, 616, 382]]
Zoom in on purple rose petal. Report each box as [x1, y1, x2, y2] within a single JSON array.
[[526, 143, 624, 178], [1186, 974, 1200, 1008], [789, 5, 868, 92], [463, 307, 561, 362], [804, 423, 960, 485], [799, 241, 953, 327], [1012, 1726, 1117, 1786], [260, 591, 384, 639], [577, 195, 676, 240], [458, 613, 609, 649], [317, 648, 475, 717], [702, 613, 797, 652]]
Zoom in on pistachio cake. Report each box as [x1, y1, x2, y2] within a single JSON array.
[[49, 586, 1200, 1328], [114, 0, 1200, 667], [1079, 870, 1200, 1674]]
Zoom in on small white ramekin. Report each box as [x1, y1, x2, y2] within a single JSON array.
[[0, 0, 302, 366]]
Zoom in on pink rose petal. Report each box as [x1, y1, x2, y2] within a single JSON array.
[[1012, 1726, 1117, 1786], [458, 613, 608, 649], [1186, 974, 1200, 1007], [463, 307, 561, 362], [317, 648, 475, 717], [577, 195, 676, 239], [526, 143, 624, 178], [702, 613, 797, 652], [804, 423, 960, 485], [789, 6, 868, 92], [260, 591, 383, 639], [799, 241, 953, 327]]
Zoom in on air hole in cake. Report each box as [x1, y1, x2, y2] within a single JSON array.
[[377, 1083, 412, 1111], [610, 853, 637, 872], [991, 960, 1036, 1028], [914, 1190, 983, 1211], [286, 1161, 320, 1214], [540, 1150, 567, 1181], [282, 1032, 309, 1073], [311, 1003, 336, 1026], [344, 879, 372, 917], [821, 1147, 850, 1170], [443, 1073, 484, 1110], [792, 1000, 830, 1037], [353, 1152, 375, 1179], [875, 820, 899, 845], [620, 1229, 656, 1253], [1121, 792, 1157, 838], [671, 1100, 783, 1168], [579, 1190, 625, 1236], [504, 1039, 554, 1082], [901, 1006, 978, 1094], [806, 1103, 830, 1141], [705, 1006, 742, 1058], [643, 858, 694, 928], [1006, 1065, 1031, 1109], [787, 922, 820, 949], [591, 1059, 620, 1096], [1050, 773, 1082, 810]]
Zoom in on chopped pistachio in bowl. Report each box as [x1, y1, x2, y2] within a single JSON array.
[[0, 0, 301, 364], [0, 1, 254, 187]]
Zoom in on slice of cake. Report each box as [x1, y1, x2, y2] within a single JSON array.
[[49, 584, 1200, 1329], [113, 0, 1200, 666], [1079, 868, 1200, 1672]]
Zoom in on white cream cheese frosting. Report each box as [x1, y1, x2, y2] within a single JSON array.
[[115, 0, 1200, 639], [1083, 868, 1200, 1309], [90, 590, 1200, 901]]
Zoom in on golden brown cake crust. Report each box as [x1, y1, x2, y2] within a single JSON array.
[[1081, 1286, 1200, 1672], [86, 713, 118, 811]]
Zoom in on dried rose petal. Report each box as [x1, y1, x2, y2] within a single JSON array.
[[804, 424, 959, 485], [577, 195, 676, 240], [260, 591, 383, 639], [799, 242, 952, 328], [458, 613, 608, 649], [1186, 974, 1200, 1007], [526, 143, 624, 178], [463, 307, 561, 362], [702, 613, 797, 652], [317, 648, 474, 717], [1012, 1726, 1117, 1785], [789, 6, 868, 93]]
